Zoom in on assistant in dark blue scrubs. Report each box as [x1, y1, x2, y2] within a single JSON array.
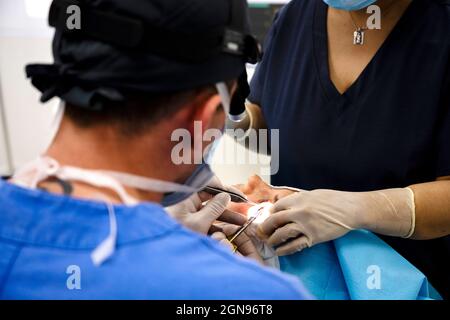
[[249, 0, 450, 298]]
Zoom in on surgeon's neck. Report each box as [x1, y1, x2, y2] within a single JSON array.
[[44, 115, 191, 204]]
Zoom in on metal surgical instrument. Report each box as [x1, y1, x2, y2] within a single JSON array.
[[227, 205, 264, 252], [202, 186, 257, 205]]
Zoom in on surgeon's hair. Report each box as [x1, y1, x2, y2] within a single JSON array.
[[64, 83, 231, 136]]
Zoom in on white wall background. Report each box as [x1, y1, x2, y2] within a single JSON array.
[[0, 0, 272, 184], [0, 78, 11, 174], [0, 0, 57, 177]]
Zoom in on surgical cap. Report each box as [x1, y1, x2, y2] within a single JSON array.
[[26, 0, 255, 110]]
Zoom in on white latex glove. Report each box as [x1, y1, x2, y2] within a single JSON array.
[[211, 223, 264, 264], [258, 188, 416, 256], [166, 193, 232, 235], [165, 175, 247, 235]]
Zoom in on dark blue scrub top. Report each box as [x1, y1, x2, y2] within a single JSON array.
[[249, 0, 450, 298]]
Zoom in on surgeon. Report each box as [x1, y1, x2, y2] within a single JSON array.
[[0, 0, 311, 299], [230, 0, 450, 298]]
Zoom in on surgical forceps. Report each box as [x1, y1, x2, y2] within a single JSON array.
[[227, 205, 264, 252], [202, 186, 257, 205]]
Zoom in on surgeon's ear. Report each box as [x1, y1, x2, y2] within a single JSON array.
[[186, 93, 224, 136], [199, 94, 224, 129], [178, 92, 223, 164]]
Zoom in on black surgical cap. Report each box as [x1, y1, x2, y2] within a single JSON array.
[[26, 0, 254, 110]]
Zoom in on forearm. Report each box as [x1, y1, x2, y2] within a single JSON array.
[[256, 177, 450, 254], [409, 178, 450, 240], [358, 179, 450, 240]]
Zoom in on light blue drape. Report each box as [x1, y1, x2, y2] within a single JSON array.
[[280, 230, 442, 300]]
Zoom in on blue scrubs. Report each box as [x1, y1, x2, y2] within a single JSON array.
[[249, 0, 450, 298], [0, 180, 311, 300]]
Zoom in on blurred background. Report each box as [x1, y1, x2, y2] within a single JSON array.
[[0, 0, 289, 185]]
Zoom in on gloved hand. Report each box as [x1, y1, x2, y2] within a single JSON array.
[[166, 193, 232, 235], [258, 188, 416, 256], [166, 175, 247, 235], [211, 223, 264, 264]]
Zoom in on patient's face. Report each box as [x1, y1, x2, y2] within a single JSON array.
[[237, 175, 296, 204], [229, 175, 296, 217]]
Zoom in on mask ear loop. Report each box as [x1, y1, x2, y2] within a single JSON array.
[[215, 82, 231, 116], [13, 158, 119, 266], [91, 194, 118, 267], [57, 166, 140, 205], [12, 157, 60, 189]]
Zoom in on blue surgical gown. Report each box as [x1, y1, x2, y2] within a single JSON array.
[[0, 180, 310, 300]]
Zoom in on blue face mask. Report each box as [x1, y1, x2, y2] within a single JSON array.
[[323, 0, 377, 11], [160, 163, 214, 206]]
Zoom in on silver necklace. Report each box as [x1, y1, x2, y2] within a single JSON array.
[[348, 1, 396, 46], [349, 12, 368, 45]]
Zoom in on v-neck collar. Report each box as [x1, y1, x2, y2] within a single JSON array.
[[312, 0, 430, 104]]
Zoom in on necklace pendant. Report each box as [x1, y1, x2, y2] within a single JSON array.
[[353, 28, 365, 45]]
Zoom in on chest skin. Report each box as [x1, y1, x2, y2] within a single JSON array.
[[327, 0, 412, 94]]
